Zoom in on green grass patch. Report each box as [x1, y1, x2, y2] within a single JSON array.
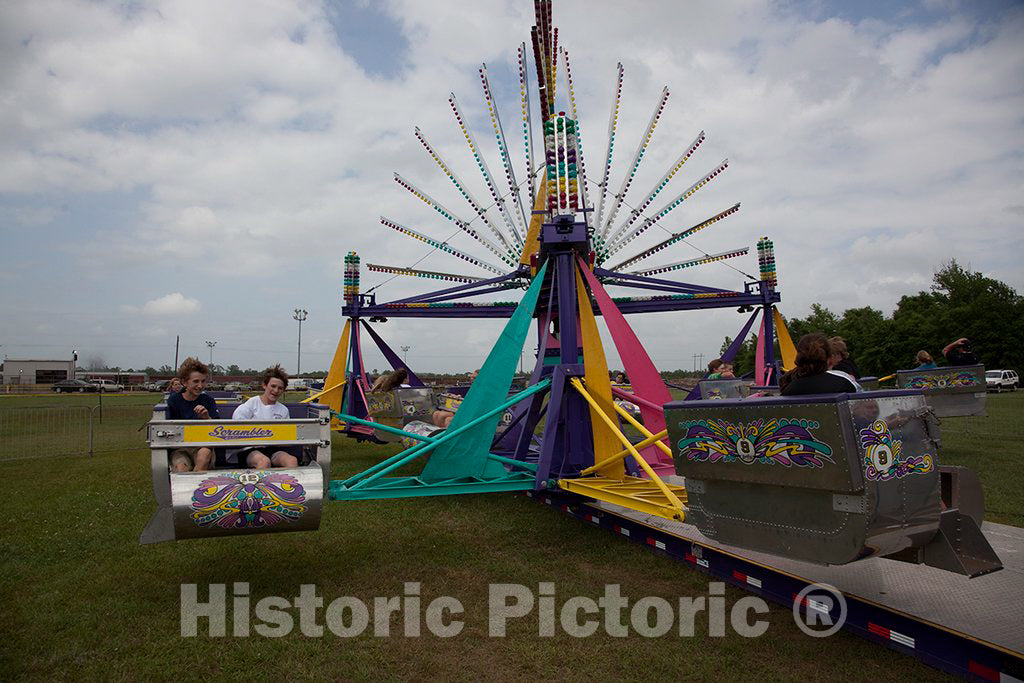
[[933, 391, 1024, 526]]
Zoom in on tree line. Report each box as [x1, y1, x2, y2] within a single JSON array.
[[725, 261, 1024, 378]]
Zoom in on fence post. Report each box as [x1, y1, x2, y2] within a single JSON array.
[[89, 405, 96, 456]]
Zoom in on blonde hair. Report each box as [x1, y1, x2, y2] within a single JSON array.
[[916, 350, 933, 364], [828, 336, 849, 359]]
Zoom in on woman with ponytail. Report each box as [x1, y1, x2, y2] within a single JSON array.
[[780, 333, 859, 396]]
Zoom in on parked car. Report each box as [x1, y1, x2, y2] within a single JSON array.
[[985, 369, 1019, 392], [91, 379, 124, 392], [223, 382, 247, 392], [52, 379, 99, 393], [145, 380, 170, 392]]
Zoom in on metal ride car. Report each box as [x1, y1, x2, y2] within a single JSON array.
[[986, 369, 1019, 392], [52, 379, 99, 393]]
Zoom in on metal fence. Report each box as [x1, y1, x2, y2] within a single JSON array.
[[0, 405, 153, 461]]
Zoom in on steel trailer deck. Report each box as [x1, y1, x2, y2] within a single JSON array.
[[529, 491, 1024, 681]]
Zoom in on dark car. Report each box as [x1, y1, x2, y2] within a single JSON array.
[[52, 379, 99, 393]]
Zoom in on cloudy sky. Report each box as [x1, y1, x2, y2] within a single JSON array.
[[1, 0, 1021, 375]]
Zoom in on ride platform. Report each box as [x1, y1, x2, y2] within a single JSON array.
[[529, 490, 1024, 681]]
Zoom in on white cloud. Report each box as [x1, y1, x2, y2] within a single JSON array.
[[140, 293, 201, 316]]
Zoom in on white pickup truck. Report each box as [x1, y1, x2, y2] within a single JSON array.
[[91, 379, 124, 392]]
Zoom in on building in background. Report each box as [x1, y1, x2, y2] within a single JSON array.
[[1, 359, 76, 385]]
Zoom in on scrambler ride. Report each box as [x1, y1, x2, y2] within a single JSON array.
[[143, 3, 1021, 677]]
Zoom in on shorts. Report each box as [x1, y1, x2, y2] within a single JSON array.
[[227, 445, 304, 467]]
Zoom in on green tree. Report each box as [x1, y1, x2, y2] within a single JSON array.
[[928, 260, 1024, 369], [719, 261, 1023, 379]]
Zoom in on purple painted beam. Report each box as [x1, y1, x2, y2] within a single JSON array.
[[389, 268, 528, 304], [360, 320, 426, 387], [342, 290, 780, 319], [593, 267, 732, 294]]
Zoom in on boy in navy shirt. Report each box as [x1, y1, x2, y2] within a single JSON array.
[[166, 357, 220, 472]]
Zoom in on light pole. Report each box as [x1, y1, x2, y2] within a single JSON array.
[[293, 309, 308, 375], [401, 345, 410, 363], [205, 340, 216, 373]]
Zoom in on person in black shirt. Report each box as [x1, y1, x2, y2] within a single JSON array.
[[780, 333, 858, 396], [166, 357, 220, 472], [942, 338, 979, 366]]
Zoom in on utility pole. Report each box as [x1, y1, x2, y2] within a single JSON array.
[[401, 345, 410, 363], [293, 309, 308, 375], [205, 340, 216, 372], [174, 335, 180, 371]]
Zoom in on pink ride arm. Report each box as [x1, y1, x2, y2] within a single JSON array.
[[578, 257, 675, 475]]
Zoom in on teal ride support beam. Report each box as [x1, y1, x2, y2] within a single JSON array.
[[333, 412, 437, 443], [420, 261, 549, 480], [329, 263, 551, 502], [329, 471, 537, 500], [333, 378, 550, 492]]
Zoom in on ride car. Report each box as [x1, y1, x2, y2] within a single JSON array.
[[985, 369, 1019, 392], [52, 379, 99, 393]]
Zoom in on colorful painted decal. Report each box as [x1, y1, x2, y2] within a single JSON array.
[[365, 392, 396, 415], [191, 471, 307, 529], [906, 371, 977, 390], [859, 419, 933, 481], [676, 418, 834, 467], [183, 424, 298, 442]]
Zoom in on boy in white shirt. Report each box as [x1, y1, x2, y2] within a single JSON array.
[[230, 365, 300, 469]]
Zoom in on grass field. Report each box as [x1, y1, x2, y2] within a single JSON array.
[[1, 391, 1020, 680]]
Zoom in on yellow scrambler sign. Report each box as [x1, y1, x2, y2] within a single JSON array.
[[183, 424, 298, 443]]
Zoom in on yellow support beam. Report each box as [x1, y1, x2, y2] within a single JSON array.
[[519, 184, 547, 268], [581, 429, 668, 476], [773, 307, 797, 372], [575, 266, 622, 478], [566, 377, 685, 520], [559, 476, 687, 521], [611, 402, 673, 459], [303, 320, 351, 430]]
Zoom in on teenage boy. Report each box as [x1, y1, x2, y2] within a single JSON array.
[[166, 357, 220, 472], [230, 365, 299, 469]]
